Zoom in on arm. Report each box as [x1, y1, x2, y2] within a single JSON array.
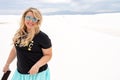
[[36, 47, 52, 67], [3, 46, 16, 73], [28, 47, 52, 74]]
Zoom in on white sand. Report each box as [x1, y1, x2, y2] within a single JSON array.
[[0, 13, 120, 80]]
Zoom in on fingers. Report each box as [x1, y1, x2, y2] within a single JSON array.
[[28, 70, 36, 75], [3, 66, 9, 73], [28, 65, 39, 75], [3, 69, 8, 73], [28, 69, 38, 75]]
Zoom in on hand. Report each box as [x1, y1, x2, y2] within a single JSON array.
[[28, 64, 39, 75], [3, 64, 10, 73]]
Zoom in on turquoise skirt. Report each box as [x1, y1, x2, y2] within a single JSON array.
[[11, 68, 50, 80]]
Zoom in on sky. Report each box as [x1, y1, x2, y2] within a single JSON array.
[[0, 0, 120, 15]]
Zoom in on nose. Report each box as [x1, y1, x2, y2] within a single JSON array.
[[29, 19, 33, 23]]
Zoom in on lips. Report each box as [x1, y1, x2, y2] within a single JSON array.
[[27, 22, 34, 27]]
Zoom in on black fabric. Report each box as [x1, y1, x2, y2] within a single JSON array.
[[15, 31, 52, 74], [1, 70, 11, 80]]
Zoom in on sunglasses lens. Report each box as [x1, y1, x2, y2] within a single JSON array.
[[32, 18, 37, 22], [25, 16, 38, 22], [25, 16, 31, 20]]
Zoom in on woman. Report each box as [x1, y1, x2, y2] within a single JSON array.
[[3, 7, 52, 80]]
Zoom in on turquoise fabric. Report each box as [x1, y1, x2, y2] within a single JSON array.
[[11, 68, 50, 80]]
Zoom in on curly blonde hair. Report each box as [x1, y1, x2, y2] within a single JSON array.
[[13, 7, 42, 46]]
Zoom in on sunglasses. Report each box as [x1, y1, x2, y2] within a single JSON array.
[[25, 16, 38, 22]]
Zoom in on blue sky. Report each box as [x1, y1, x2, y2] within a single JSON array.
[[0, 0, 120, 15]]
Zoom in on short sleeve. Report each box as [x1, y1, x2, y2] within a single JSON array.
[[38, 32, 52, 49]]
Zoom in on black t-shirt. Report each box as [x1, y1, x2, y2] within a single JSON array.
[[15, 31, 52, 74]]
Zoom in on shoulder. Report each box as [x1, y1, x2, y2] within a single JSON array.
[[36, 31, 48, 38], [35, 31, 52, 48], [35, 31, 50, 40]]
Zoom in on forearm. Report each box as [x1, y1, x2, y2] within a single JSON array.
[[35, 54, 52, 68], [5, 46, 16, 66], [35, 47, 52, 68]]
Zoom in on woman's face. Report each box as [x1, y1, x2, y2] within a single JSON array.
[[24, 11, 38, 31]]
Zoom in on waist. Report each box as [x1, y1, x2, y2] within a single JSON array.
[[17, 64, 48, 74]]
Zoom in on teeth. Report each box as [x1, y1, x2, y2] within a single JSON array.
[[28, 23, 33, 26]]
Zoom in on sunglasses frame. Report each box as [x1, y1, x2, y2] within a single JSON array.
[[25, 16, 38, 22]]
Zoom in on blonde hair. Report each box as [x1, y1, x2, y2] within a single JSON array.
[[13, 7, 42, 46]]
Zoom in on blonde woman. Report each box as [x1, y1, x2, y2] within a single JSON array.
[[3, 7, 52, 80]]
